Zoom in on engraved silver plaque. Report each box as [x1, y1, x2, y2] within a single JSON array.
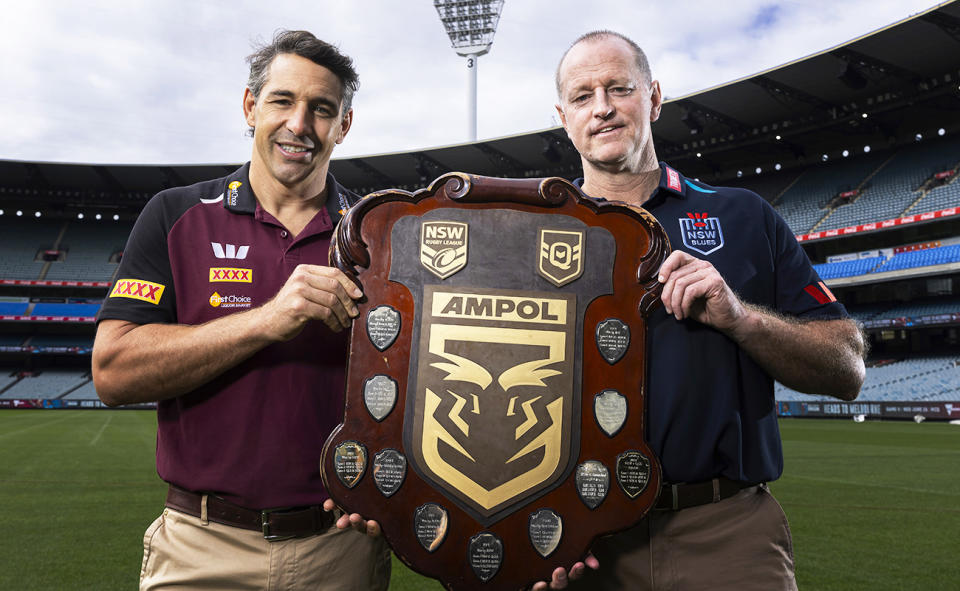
[[468, 532, 503, 583], [373, 448, 406, 497], [413, 503, 448, 553], [594, 389, 628, 437], [332, 440, 367, 489], [366, 305, 401, 351], [616, 451, 652, 499], [575, 460, 610, 510], [528, 508, 563, 558], [363, 375, 398, 422], [595, 318, 630, 364]]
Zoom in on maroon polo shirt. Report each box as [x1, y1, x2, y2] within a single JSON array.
[[98, 163, 361, 509]]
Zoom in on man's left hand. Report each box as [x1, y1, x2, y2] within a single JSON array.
[[657, 250, 746, 333], [323, 498, 381, 536]]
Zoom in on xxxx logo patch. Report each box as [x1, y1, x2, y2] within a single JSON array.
[[110, 279, 165, 305], [209, 267, 252, 283]]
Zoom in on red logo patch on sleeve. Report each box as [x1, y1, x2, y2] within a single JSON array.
[[803, 283, 837, 305]]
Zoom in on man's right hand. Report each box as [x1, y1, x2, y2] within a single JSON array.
[[260, 264, 363, 340]]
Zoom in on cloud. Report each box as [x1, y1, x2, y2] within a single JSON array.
[[0, 0, 944, 164]]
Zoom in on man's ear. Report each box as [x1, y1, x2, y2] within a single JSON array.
[[336, 108, 353, 144], [243, 88, 257, 128], [555, 104, 567, 130], [649, 80, 663, 123]]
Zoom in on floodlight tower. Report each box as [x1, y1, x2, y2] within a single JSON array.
[[434, 0, 505, 141]]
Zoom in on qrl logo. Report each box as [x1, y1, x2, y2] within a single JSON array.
[[538, 229, 584, 287], [110, 279, 165, 305], [420, 221, 468, 279]]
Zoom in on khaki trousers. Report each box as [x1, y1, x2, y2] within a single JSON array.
[[568, 485, 797, 591], [139, 508, 391, 591]]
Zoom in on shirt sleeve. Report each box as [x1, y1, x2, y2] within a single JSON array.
[[97, 193, 178, 325], [769, 201, 847, 320]]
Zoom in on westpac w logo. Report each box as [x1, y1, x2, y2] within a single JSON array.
[[211, 242, 250, 260], [679, 213, 724, 255]]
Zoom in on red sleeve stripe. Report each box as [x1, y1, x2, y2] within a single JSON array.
[[818, 281, 838, 303], [804, 284, 831, 305]]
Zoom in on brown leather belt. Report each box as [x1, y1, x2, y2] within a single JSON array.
[[165, 485, 334, 540], [654, 478, 759, 511]]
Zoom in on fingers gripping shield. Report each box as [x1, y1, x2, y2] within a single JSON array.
[[321, 174, 669, 591]]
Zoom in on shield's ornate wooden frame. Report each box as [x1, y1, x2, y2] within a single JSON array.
[[321, 173, 670, 591]]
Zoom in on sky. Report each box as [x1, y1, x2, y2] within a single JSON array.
[[0, 0, 949, 165]]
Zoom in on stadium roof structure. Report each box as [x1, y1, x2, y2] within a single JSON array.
[[1, 0, 959, 212]]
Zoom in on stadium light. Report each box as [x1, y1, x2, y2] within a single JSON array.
[[915, 133, 923, 141], [775, 163, 782, 171], [755, 167, 762, 174], [736, 170, 743, 178], [939, 128, 946, 136], [95, 213, 102, 220], [775, 134, 781, 141], [113, 214, 120, 221], [434, 0, 505, 141], [16, 210, 22, 216], [821, 154, 829, 162], [0, 209, 4, 216], [842, 149, 850, 157], [34, 211, 41, 218], [864, 145, 871, 153]]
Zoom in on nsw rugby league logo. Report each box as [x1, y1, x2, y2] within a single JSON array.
[[420, 221, 468, 279]]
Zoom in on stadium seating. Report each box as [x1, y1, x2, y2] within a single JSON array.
[[816, 136, 960, 232], [43, 221, 130, 282], [773, 151, 887, 233], [0, 369, 89, 399], [776, 356, 960, 402], [812, 256, 884, 279], [0, 301, 30, 316], [29, 303, 100, 318], [0, 218, 62, 280], [60, 380, 99, 401]]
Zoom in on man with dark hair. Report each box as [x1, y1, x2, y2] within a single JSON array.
[[534, 30, 865, 590], [92, 30, 390, 590]]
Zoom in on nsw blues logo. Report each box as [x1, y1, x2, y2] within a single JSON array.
[[679, 212, 724, 255]]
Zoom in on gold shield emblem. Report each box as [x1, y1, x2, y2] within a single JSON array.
[[421, 221, 468, 279], [538, 229, 584, 287], [411, 286, 576, 521]]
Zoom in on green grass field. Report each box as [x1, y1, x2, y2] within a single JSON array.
[[1, 411, 957, 590]]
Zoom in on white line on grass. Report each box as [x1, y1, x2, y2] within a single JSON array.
[[89, 413, 113, 446], [0, 412, 80, 440]]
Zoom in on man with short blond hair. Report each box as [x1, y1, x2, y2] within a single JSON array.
[[534, 30, 864, 590]]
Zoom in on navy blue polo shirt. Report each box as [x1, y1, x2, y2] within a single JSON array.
[[579, 163, 845, 483], [98, 163, 361, 509]]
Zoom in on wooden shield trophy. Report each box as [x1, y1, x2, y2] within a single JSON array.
[[321, 173, 670, 591]]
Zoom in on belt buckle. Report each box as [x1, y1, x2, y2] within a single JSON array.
[[671, 483, 680, 511], [261, 508, 295, 542]]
